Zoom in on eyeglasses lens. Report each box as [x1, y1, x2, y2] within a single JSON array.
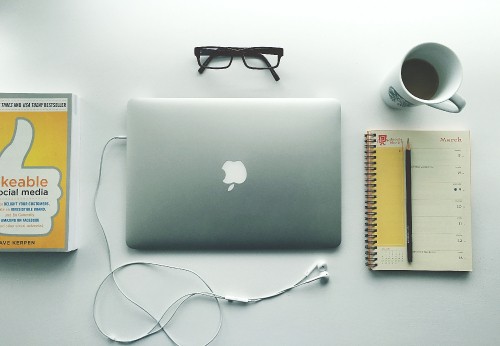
[[243, 53, 279, 69], [199, 48, 232, 68]]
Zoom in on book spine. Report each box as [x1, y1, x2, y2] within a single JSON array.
[[364, 132, 378, 269]]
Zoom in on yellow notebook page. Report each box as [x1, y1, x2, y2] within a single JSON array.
[[375, 146, 405, 246]]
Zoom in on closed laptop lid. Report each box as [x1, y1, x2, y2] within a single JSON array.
[[126, 98, 341, 250]]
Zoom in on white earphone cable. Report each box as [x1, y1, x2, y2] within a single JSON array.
[[92, 136, 330, 345], [92, 136, 223, 345]]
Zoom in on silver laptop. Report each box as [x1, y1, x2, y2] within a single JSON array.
[[126, 98, 341, 250]]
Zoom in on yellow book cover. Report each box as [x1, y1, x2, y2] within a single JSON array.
[[0, 93, 78, 251]]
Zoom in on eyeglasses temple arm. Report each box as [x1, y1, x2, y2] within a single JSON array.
[[250, 53, 280, 81], [197, 55, 215, 74]]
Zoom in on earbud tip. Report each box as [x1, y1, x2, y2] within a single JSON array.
[[317, 262, 328, 272], [320, 271, 330, 282]]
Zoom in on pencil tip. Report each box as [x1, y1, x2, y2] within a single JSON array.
[[406, 138, 411, 150]]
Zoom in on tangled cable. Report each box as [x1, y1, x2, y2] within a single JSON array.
[[92, 136, 330, 345]]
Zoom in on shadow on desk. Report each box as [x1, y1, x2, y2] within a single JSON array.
[[370, 270, 471, 281], [0, 251, 77, 276]]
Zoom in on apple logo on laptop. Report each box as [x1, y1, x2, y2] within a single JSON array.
[[222, 161, 247, 192]]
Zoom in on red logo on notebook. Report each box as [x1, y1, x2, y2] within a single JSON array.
[[378, 134, 388, 146]]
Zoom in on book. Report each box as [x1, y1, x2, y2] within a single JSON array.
[[364, 130, 472, 271], [0, 93, 78, 251]]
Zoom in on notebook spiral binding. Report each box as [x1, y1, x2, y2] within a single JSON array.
[[364, 132, 377, 269]]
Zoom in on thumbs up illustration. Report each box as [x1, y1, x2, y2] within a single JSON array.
[[0, 118, 62, 235]]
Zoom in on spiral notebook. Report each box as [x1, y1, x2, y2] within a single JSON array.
[[364, 130, 472, 271]]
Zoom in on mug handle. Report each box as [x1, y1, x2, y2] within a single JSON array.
[[428, 94, 466, 113]]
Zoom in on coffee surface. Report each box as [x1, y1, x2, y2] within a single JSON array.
[[401, 58, 439, 100]]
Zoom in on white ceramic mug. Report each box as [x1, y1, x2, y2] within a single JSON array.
[[381, 42, 466, 113]]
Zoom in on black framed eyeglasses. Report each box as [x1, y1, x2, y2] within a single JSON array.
[[194, 46, 284, 81]]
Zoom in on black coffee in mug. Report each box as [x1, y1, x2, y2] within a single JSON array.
[[382, 43, 465, 112], [401, 58, 439, 100]]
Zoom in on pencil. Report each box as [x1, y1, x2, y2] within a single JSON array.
[[405, 138, 413, 263]]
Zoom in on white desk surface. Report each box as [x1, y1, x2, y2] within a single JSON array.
[[1, 1, 499, 345]]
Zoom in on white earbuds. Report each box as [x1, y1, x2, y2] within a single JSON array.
[[302, 261, 329, 284], [301, 271, 330, 286], [317, 261, 328, 273], [305, 261, 328, 276]]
